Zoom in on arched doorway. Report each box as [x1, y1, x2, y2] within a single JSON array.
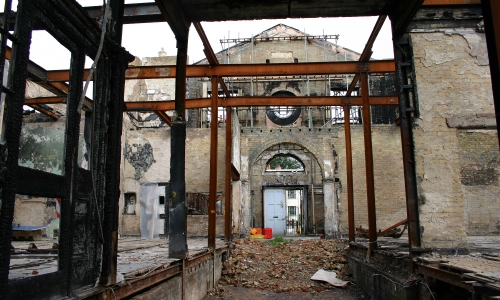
[[250, 143, 325, 237]]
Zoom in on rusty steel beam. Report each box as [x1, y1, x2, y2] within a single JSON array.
[[124, 95, 398, 111], [155, 110, 172, 126], [24, 95, 93, 108], [123, 60, 396, 79], [344, 106, 355, 242], [481, 0, 500, 148], [231, 164, 240, 181], [346, 16, 387, 96], [193, 22, 231, 98], [100, 265, 181, 299], [361, 72, 377, 252], [208, 76, 218, 249], [344, 16, 388, 243], [24, 97, 66, 105], [65, 247, 229, 299], [28, 105, 59, 120], [46, 60, 396, 82], [225, 107, 232, 243]]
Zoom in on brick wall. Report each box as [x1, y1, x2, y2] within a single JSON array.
[[458, 130, 500, 235], [240, 125, 406, 236], [411, 30, 497, 246], [336, 125, 407, 234]]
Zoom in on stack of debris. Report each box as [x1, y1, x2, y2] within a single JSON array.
[[220, 238, 350, 293]]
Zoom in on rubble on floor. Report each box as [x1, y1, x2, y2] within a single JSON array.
[[218, 238, 351, 293]]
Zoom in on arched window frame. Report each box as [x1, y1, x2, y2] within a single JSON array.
[[265, 153, 305, 173]]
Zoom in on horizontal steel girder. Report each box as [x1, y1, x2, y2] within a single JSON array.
[[124, 95, 398, 111], [45, 60, 396, 82], [27, 95, 398, 109]]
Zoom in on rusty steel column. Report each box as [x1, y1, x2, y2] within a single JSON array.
[[481, 0, 500, 148], [360, 72, 377, 251], [224, 107, 232, 242], [169, 35, 189, 259], [208, 76, 218, 249], [343, 105, 355, 242], [393, 34, 422, 254]]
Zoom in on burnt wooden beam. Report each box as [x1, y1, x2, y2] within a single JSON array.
[[6, 46, 93, 110], [154, 0, 190, 41], [422, 0, 480, 5], [391, 0, 425, 35], [169, 33, 189, 259]]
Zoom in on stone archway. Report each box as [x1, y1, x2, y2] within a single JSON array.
[[248, 142, 330, 236]]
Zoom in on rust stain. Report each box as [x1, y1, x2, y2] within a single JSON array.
[[125, 68, 140, 78], [155, 67, 172, 77]]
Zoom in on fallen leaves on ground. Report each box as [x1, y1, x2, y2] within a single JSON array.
[[219, 238, 350, 293]]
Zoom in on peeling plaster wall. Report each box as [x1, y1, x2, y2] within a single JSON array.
[[411, 29, 497, 247], [119, 125, 230, 236]]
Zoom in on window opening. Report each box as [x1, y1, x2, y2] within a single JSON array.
[[266, 154, 304, 172], [124, 193, 136, 215]]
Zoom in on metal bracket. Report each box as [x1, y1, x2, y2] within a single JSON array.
[[356, 62, 370, 73], [341, 97, 352, 105]]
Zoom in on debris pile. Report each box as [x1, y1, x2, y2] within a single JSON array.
[[220, 238, 350, 293]]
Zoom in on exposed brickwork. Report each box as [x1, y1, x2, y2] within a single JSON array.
[[336, 125, 407, 233], [411, 30, 497, 246], [240, 125, 406, 236], [458, 130, 500, 235]]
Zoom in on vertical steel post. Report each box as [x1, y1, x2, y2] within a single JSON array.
[[208, 76, 218, 249], [225, 107, 232, 242], [392, 34, 422, 256], [361, 72, 377, 251], [481, 0, 500, 148], [169, 35, 189, 259], [343, 105, 355, 242]]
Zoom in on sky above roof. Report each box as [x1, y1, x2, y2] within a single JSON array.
[[3, 0, 394, 70]]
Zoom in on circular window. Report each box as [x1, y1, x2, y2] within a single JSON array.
[[266, 91, 301, 126]]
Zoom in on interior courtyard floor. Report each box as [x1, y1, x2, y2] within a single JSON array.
[[8, 235, 500, 298]]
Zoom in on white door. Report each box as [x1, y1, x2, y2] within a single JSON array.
[[264, 189, 286, 236]]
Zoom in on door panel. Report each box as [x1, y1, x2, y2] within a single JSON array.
[[264, 189, 286, 236]]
